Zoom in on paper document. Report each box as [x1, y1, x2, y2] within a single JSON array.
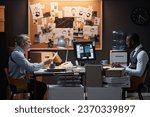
[[108, 67, 125, 71], [51, 52, 58, 60]]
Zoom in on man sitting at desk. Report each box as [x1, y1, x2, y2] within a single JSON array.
[[113, 33, 149, 77], [113, 33, 149, 99], [124, 33, 149, 77], [9, 34, 51, 99]]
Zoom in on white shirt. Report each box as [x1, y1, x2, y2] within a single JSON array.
[[125, 44, 149, 77]]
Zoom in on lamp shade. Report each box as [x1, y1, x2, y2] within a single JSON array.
[[57, 36, 65, 48]]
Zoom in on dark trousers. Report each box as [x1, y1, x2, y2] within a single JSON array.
[[0, 68, 8, 100], [28, 80, 47, 100]]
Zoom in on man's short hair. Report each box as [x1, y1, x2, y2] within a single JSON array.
[[128, 33, 140, 46], [15, 34, 29, 46]]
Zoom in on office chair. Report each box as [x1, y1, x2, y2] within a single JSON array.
[[122, 69, 148, 100], [4, 68, 32, 99]]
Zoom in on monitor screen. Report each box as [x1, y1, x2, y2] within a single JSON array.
[[73, 41, 96, 61]]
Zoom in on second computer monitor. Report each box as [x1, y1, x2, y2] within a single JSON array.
[[73, 41, 96, 61]]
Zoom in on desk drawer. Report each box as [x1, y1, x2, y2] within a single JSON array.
[[48, 85, 84, 100]]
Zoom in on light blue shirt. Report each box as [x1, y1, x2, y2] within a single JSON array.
[[125, 44, 149, 77], [9, 46, 44, 78]]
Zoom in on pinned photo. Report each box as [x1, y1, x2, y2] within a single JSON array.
[[30, 3, 43, 20]]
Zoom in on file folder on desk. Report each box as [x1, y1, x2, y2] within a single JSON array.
[[103, 76, 130, 88], [46, 68, 66, 72]]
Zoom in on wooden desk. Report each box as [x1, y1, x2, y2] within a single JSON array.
[[33, 67, 85, 99], [33, 66, 130, 100], [102, 66, 130, 88]]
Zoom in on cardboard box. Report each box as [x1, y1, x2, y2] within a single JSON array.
[[105, 67, 125, 77], [29, 51, 62, 63], [110, 50, 127, 66]]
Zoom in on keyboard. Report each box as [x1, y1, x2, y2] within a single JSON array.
[[45, 68, 66, 72]]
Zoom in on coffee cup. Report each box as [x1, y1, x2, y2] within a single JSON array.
[[100, 60, 108, 65]]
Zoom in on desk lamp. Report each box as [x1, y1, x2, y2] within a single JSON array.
[[57, 36, 73, 68], [57, 36, 66, 48], [57, 36, 69, 62]]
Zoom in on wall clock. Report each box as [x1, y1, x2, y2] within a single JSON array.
[[131, 7, 150, 25]]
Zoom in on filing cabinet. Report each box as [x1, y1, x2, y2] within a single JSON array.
[[48, 85, 84, 100], [87, 87, 122, 100]]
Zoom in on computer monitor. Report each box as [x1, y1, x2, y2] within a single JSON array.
[[73, 41, 96, 61]]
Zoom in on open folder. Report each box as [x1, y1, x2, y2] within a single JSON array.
[[45, 52, 62, 70], [51, 52, 62, 63]]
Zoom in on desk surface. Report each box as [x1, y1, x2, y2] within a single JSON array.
[[34, 66, 85, 75], [33, 65, 130, 88], [33, 65, 130, 99], [33, 66, 85, 99]]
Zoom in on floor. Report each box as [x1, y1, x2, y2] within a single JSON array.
[[9, 91, 150, 100], [126, 93, 150, 100], [127, 96, 150, 100], [11, 95, 150, 100]]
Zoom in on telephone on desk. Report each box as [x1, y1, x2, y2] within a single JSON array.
[[58, 61, 73, 69]]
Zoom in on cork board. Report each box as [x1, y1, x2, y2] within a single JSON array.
[[28, 0, 102, 50]]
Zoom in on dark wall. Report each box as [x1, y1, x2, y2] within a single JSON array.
[[3, 0, 28, 44], [103, 0, 150, 91], [0, 0, 28, 99], [103, 0, 150, 55], [1, 0, 150, 91]]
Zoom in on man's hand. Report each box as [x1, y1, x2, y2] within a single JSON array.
[[112, 62, 122, 68], [43, 59, 52, 65]]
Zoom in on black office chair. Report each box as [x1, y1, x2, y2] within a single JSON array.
[[4, 68, 32, 99], [122, 69, 148, 100]]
